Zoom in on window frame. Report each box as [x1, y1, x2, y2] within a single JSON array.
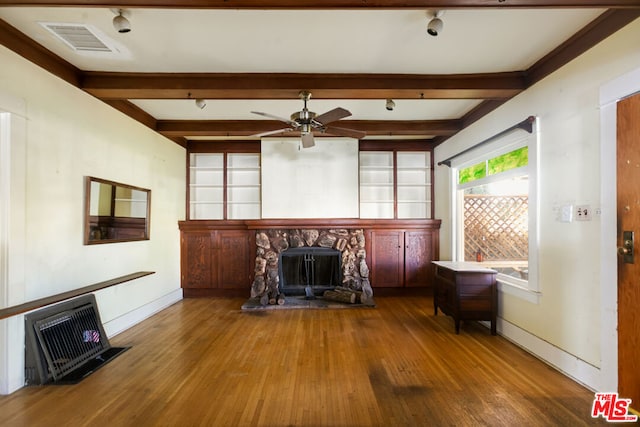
[[450, 126, 540, 303]]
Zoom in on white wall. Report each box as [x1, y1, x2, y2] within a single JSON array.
[[0, 45, 186, 393], [434, 19, 640, 391], [261, 138, 359, 218]]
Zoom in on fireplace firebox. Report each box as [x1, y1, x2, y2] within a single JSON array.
[[251, 228, 374, 306], [279, 247, 341, 297]]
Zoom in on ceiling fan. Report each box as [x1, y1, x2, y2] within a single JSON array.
[[251, 91, 366, 148]]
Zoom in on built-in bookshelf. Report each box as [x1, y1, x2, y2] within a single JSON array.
[[227, 153, 261, 219], [359, 151, 395, 218], [189, 152, 261, 220], [397, 151, 432, 219], [359, 150, 432, 219], [190, 148, 431, 220], [189, 153, 224, 219]]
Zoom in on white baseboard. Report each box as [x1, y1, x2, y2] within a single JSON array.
[[495, 318, 601, 391], [103, 289, 183, 338]]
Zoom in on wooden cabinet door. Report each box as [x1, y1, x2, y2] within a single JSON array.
[[370, 231, 404, 287], [181, 232, 213, 288], [217, 230, 251, 289], [404, 231, 435, 287]]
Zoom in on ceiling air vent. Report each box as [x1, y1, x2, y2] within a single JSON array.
[[40, 23, 114, 53]]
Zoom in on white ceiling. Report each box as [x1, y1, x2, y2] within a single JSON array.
[[0, 6, 612, 139]]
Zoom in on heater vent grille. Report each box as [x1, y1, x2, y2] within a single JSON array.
[[40, 23, 113, 52], [34, 304, 108, 381], [25, 294, 128, 385]]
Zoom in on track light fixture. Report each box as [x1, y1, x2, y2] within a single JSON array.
[[195, 99, 207, 109], [427, 10, 444, 37], [112, 9, 131, 33], [385, 99, 396, 111]]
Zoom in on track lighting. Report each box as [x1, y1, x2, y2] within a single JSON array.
[[427, 11, 444, 37], [385, 99, 395, 111], [112, 9, 131, 33], [195, 99, 207, 109]]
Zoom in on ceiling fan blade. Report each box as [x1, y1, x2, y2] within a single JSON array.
[[301, 133, 315, 148], [314, 107, 352, 125], [252, 128, 294, 138], [251, 111, 299, 127], [323, 126, 366, 139]]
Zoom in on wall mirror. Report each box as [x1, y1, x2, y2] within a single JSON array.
[[84, 176, 151, 244]]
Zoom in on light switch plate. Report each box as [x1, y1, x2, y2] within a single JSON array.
[[559, 205, 573, 223]]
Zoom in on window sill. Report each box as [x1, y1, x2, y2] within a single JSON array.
[[497, 279, 541, 304]]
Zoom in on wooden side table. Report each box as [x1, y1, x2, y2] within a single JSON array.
[[432, 261, 498, 335]]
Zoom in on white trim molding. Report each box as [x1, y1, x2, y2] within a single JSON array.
[[598, 66, 640, 393], [0, 105, 27, 395], [102, 289, 183, 338], [497, 318, 601, 391]]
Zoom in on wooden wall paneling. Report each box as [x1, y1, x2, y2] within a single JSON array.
[[182, 232, 213, 289], [219, 230, 252, 289], [370, 230, 404, 288], [180, 220, 441, 295], [404, 231, 435, 287]]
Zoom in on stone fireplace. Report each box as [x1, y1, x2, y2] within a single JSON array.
[[250, 228, 374, 306]]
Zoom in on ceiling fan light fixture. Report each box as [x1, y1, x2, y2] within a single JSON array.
[[111, 9, 131, 33], [427, 10, 444, 37], [195, 98, 207, 109], [249, 90, 365, 148]]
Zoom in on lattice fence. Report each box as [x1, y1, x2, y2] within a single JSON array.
[[464, 195, 528, 261]]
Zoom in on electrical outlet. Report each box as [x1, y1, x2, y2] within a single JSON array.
[[575, 205, 592, 221]]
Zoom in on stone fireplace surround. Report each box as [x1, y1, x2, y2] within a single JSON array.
[[250, 228, 374, 306]]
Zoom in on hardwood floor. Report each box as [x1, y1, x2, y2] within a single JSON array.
[[0, 296, 609, 426]]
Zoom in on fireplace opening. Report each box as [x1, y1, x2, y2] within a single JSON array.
[[279, 247, 341, 297]]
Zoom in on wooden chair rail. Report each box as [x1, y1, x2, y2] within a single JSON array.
[[0, 271, 155, 320]]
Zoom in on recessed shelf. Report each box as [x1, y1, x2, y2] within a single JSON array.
[[190, 201, 223, 205]]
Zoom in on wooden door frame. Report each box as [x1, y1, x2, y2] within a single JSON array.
[[599, 66, 640, 393]]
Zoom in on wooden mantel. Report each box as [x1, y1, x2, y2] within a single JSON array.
[[179, 218, 442, 230]]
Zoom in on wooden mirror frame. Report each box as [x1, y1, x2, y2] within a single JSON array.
[[84, 176, 151, 245]]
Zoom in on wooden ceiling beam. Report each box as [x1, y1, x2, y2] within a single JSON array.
[[156, 119, 462, 137], [0, 18, 81, 87], [2, 3, 638, 146], [526, 8, 640, 86], [81, 72, 525, 100], [103, 99, 157, 129], [1, 1, 638, 9]]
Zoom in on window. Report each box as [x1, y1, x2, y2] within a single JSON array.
[[453, 131, 538, 300], [189, 152, 261, 220]]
